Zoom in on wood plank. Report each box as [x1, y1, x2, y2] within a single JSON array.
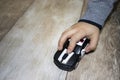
[[66, 1, 120, 80], [0, 0, 34, 40], [0, 0, 84, 80]]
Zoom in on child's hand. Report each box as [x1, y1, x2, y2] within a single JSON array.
[[58, 22, 100, 53]]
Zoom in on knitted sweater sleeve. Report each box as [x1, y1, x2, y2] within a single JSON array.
[[79, 0, 117, 30]]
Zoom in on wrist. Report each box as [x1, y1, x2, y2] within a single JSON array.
[[78, 19, 102, 31]]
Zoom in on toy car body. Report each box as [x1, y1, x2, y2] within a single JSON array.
[[54, 38, 90, 71]]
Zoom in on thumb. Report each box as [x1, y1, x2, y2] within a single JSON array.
[[85, 34, 99, 53]]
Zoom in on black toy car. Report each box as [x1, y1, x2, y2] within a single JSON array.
[[54, 38, 90, 71]]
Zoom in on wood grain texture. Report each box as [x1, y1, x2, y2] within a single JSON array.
[[0, 0, 83, 80], [0, 0, 34, 40], [66, 1, 120, 80], [0, 0, 120, 80]]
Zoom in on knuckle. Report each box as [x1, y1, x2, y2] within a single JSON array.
[[71, 36, 76, 40], [71, 35, 78, 41]]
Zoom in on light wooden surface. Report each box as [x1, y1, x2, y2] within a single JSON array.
[[0, 0, 120, 80], [0, 0, 83, 80], [0, 0, 34, 40]]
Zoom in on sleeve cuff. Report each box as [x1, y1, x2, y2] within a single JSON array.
[[78, 19, 102, 30]]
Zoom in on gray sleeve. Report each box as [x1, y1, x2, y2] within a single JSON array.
[[79, 0, 117, 30]]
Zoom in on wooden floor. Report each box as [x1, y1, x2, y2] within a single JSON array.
[[0, 0, 120, 80], [0, 0, 34, 40]]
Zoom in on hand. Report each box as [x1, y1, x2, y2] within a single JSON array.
[[58, 22, 100, 53]]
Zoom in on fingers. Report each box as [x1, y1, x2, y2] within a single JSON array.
[[67, 32, 86, 53], [58, 29, 99, 53], [58, 22, 100, 53], [85, 34, 99, 53], [58, 28, 86, 53], [58, 29, 76, 50]]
